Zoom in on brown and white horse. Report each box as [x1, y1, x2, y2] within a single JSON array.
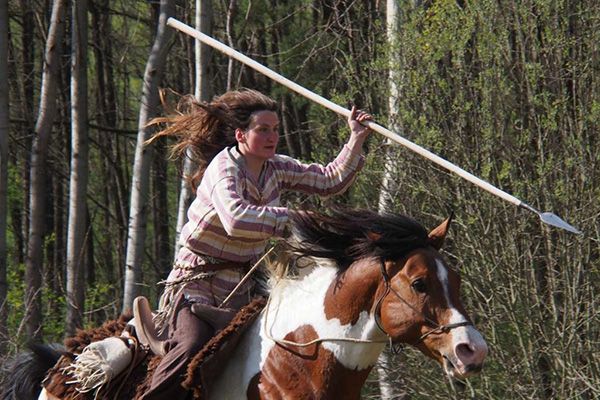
[[21, 209, 487, 399], [210, 210, 488, 398]]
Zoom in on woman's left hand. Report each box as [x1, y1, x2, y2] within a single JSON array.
[[347, 105, 373, 152]]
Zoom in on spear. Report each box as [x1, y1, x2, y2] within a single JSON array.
[[166, 18, 581, 235]]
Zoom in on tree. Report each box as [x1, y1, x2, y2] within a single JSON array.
[[375, 1, 407, 399], [122, 0, 175, 312], [65, 0, 89, 337], [174, 0, 213, 260], [0, 0, 9, 352], [25, 0, 66, 341]]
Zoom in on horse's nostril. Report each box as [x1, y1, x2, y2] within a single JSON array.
[[455, 343, 475, 359]]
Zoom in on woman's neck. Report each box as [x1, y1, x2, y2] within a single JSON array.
[[240, 150, 266, 183]]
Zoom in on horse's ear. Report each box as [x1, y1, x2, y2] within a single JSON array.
[[428, 213, 454, 250]]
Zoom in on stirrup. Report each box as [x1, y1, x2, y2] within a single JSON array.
[[190, 303, 237, 332], [133, 296, 167, 356]]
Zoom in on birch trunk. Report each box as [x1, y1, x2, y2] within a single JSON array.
[[0, 0, 9, 352], [65, 0, 89, 337], [16, 0, 36, 266], [25, 0, 66, 341], [376, 0, 406, 398], [174, 0, 213, 261], [122, 0, 174, 312]]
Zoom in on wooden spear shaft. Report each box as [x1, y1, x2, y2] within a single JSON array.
[[166, 17, 581, 235]]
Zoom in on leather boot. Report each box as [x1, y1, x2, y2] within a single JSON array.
[[133, 296, 167, 356], [190, 303, 237, 332]]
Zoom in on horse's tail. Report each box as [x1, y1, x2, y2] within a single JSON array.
[[0, 343, 64, 400]]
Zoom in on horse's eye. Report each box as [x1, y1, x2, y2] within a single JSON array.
[[411, 279, 427, 293]]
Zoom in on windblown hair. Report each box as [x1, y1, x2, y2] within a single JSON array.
[[148, 89, 278, 190], [287, 208, 430, 270]]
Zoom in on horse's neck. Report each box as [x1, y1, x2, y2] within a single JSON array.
[[212, 262, 386, 399], [262, 262, 386, 367]]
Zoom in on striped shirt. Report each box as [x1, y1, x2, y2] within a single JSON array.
[[173, 144, 365, 270]]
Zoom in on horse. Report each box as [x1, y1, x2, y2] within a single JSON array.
[[5, 208, 488, 399]]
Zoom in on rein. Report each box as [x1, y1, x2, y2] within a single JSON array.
[[262, 294, 388, 348], [374, 258, 472, 352]]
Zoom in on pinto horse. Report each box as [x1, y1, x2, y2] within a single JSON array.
[[8, 209, 487, 399]]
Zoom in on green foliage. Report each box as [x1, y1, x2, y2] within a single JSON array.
[[5, 264, 25, 345], [356, 0, 600, 398]]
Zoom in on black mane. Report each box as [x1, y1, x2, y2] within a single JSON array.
[[287, 208, 430, 270]]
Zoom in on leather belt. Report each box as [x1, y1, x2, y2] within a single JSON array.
[[199, 261, 251, 273]]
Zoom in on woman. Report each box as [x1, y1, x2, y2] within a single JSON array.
[[138, 89, 372, 399]]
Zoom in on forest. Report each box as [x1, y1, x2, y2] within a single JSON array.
[[0, 0, 598, 398]]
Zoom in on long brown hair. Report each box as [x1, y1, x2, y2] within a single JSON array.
[[148, 89, 278, 190]]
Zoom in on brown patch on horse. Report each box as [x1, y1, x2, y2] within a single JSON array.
[[42, 354, 78, 399], [183, 297, 267, 399], [323, 258, 398, 325], [247, 324, 371, 400]]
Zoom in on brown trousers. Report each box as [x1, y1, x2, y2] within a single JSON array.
[[139, 292, 248, 400]]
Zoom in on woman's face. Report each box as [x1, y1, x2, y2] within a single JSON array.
[[236, 110, 280, 163]]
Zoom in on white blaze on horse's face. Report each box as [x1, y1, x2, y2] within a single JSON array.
[[432, 258, 488, 378]]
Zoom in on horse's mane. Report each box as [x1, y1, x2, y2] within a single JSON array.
[[283, 208, 430, 271]]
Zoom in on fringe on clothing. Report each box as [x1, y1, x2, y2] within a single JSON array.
[[61, 337, 133, 400], [154, 254, 251, 335], [154, 266, 217, 335]]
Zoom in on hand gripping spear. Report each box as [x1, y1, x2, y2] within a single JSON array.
[[166, 18, 581, 235]]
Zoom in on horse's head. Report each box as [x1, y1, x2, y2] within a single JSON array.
[[286, 209, 488, 380], [374, 216, 488, 379]]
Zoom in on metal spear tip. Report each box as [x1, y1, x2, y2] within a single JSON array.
[[520, 203, 582, 235], [539, 212, 582, 235]]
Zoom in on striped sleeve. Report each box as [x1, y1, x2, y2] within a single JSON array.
[[211, 175, 289, 239], [274, 144, 365, 196]]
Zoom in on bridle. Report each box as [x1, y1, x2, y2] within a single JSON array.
[[374, 258, 472, 353]]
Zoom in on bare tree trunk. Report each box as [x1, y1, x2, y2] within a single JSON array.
[[17, 0, 36, 265], [378, 0, 403, 215], [174, 0, 213, 261], [65, 0, 89, 337], [0, 0, 9, 352], [225, 0, 237, 91], [25, 0, 66, 341], [122, 0, 174, 312], [152, 137, 170, 280], [376, 1, 406, 399], [91, 0, 124, 288]]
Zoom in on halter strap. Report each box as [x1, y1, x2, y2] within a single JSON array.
[[374, 258, 472, 351]]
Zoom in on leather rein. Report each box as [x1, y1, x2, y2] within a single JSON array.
[[374, 258, 472, 353]]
